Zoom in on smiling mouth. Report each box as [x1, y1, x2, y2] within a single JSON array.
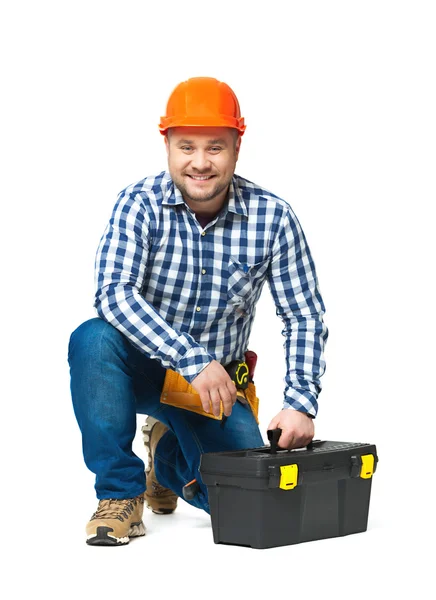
[[187, 175, 215, 181]]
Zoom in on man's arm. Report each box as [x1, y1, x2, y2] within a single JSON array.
[[94, 191, 214, 382], [267, 207, 328, 424]]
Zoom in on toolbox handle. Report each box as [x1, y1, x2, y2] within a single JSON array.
[[267, 428, 314, 454]]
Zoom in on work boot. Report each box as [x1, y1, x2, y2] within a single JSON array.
[[142, 416, 178, 515], [86, 493, 146, 546]]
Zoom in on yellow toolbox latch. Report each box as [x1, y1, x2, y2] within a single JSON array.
[[360, 454, 374, 479], [280, 464, 298, 490]]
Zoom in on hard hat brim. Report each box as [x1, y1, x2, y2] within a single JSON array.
[[159, 115, 246, 136]]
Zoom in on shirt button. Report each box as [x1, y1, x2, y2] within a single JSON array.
[[196, 307, 201, 312], [201, 269, 206, 275], [201, 231, 206, 237]]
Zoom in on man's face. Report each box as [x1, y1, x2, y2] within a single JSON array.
[[165, 127, 241, 206]]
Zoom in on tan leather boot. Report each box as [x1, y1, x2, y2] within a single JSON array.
[[86, 493, 146, 546], [142, 416, 178, 515]]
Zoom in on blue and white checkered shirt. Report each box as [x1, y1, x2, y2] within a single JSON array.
[[95, 171, 328, 416]]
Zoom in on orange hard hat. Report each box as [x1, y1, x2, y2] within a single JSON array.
[[159, 77, 246, 136]]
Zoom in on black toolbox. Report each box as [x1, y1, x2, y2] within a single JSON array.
[[199, 431, 378, 549]]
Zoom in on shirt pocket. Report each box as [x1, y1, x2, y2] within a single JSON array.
[[227, 256, 270, 309]]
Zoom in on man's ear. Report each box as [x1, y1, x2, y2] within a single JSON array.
[[164, 134, 170, 157], [235, 135, 242, 160]]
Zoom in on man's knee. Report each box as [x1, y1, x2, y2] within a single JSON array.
[[68, 318, 122, 365]]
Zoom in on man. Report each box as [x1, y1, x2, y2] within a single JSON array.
[[68, 77, 328, 546]]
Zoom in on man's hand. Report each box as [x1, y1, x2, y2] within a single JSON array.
[[267, 409, 314, 449], [191, 360, 237, 417]]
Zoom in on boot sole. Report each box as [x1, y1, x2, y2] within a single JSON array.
[[86, 522, 146, 546], [145, 502, 175, 515]]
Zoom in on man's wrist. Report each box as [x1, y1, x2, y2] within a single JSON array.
[[176, 348, 214, 382], [282, 404, 315, 419]]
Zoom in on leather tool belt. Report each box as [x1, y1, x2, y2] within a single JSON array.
[[160, 357, 259, 423]]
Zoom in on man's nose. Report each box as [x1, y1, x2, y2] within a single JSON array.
[[190, 150, 211, 171]]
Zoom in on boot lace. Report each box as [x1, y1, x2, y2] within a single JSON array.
[[150, 480, 173, 497], [91, 496, 143, 523]]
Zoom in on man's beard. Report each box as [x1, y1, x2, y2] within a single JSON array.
[[174, 174, 231, 204]]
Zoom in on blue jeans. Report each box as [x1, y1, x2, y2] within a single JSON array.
[[68, 318, 264, 514]]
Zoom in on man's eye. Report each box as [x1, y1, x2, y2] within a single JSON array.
[[181, 146, 193, 151], [209, 147, 222, 152]]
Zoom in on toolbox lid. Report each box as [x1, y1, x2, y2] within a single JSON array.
[[199, 440, 378, 480]]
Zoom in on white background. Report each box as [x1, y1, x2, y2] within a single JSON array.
[[1, 1, 434, 598]]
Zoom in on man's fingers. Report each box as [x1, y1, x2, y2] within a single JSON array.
[[199, 390, 211, 414], [209, 388, 221, 417], [191, 361, 243, 417], [226, 381, 237, 405], [277, 431, 294, 449], [278, 432, 310, 449], [279, 433, 313, 450], [267, 418, 280, 431], [267, 410, 315, 450], [219, 387, 233, 417]]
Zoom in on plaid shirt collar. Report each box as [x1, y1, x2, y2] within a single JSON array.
[[161, 173, 249, 218]]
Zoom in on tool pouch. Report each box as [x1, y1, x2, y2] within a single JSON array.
[[160, 369, 260, 423]]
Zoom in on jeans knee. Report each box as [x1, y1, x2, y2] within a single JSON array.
[[68, 318, 121, 366]]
